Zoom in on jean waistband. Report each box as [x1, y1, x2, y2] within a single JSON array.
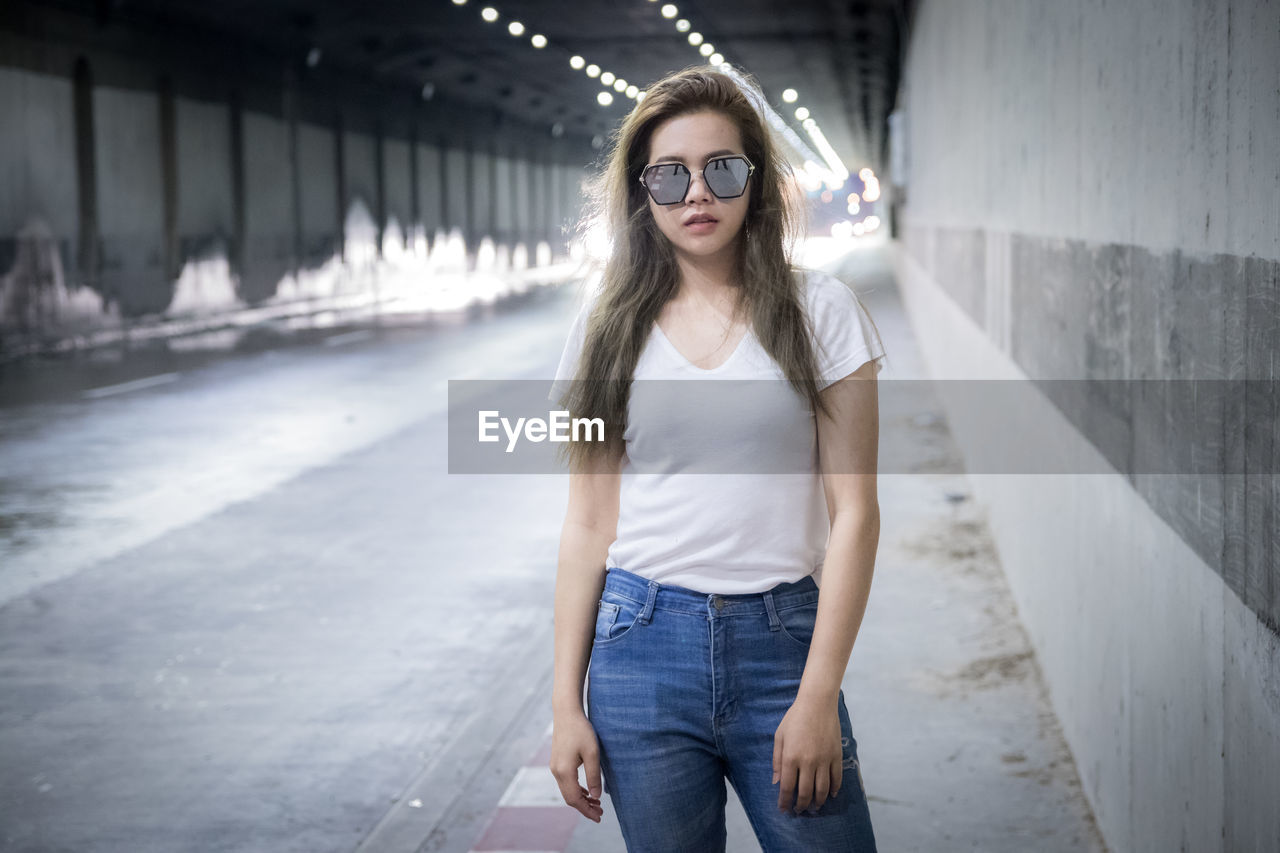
[[602, 565, 819, 623]]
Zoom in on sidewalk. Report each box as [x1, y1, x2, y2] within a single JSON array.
[[434, 243, 1109, 853]]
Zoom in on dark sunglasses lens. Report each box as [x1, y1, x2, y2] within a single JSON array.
[[705, 157, 751, 198], [645, 164, 689, 204]]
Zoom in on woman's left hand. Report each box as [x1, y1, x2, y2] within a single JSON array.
[[772, 693, 843, 814]]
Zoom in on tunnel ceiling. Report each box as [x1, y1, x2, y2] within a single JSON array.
[[86, 0, 912, 173]]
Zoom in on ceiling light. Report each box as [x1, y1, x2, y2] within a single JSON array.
[[699, 43, 714, 56], [626, 85, 639, 98], [709, 52, 723, 64], [530, 33, 547, 48], [802, 117, 816, 130], [636, 91, 646, 101], [676, 19, 691, 32], [569, 55, 585, 69], [597, 91, 614, 106], [452, 0, 466, 4], [782, 88, 798, 103], [688, 32, 703, 45], [794, 107, 809, 120], [586, 63, 600, 77], [480, 7, 498, 22], [600, 71, 616, 85], [507, 20, 524, 36], [613, 79, 627, 92], [661, 4, 678, 18]]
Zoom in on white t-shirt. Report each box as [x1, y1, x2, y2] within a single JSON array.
[[547, 267, 886, 594]]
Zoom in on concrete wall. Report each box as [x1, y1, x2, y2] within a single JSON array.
[[297, 123, 338, 262], [0, 5, 595, 354], [493, 155, 514, 244], [383, 137, 412, 249], [342, 129, 378, 228], [895, 2, 1280, 851], [241, 112, 292, 303], [416, 143, 443, 237], [472, 150, 493, 243], [513, 159, 531, 247], [174, 97, 233, 254], [93, 85, 166, 313], [0, 67, 77, 243], [901, 0, 1278, 259]]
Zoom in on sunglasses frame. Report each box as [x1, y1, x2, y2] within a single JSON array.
[[638, 154, 757, 205]]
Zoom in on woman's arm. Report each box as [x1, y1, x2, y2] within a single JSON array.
[[773, 359, 881, 815], [551, 446, 623, 716], [548, 444, 622, 822], [803, 358, 881, 703]]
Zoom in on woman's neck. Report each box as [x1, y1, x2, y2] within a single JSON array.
[[672, 244, 741, 310]]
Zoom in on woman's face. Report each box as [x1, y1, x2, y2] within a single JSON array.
[[643, 110, 751, 263]]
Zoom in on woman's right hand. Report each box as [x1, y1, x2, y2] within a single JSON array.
[[549, 710, 604, 823]]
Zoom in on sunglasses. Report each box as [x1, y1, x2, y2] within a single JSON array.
[[638, 155, 756, 205]]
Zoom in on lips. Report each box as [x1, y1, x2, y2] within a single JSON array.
[[683, 214, 719, 226]]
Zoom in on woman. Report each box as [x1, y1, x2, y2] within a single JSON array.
[[546, 65, 885, 851]]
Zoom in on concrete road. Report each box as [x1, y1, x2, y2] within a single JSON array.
[[0, 287, 583, 852], [0, 244, 1108, 852]]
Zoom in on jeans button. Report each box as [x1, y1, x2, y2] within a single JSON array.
[[713, 596, 724, 611]]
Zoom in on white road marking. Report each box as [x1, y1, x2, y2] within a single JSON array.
[[82, 373, 181, 399], [324, 330, 375, 347]]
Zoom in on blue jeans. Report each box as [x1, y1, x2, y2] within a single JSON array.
[[587, 566, 878, 852]]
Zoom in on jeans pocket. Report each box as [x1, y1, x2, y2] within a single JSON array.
[[594, 600, 620, 643], [593, 593, 643, 647], [776, 598, 818, 648]]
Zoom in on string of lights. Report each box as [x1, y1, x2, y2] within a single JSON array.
[[449, 0, 859, 194]]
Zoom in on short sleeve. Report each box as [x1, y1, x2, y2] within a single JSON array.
[[807, 272, 887, 390], [547, 295, 594, 404]]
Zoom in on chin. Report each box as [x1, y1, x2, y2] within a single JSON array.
[[680, 240, 737, 258], [664, 229, 743, 258]]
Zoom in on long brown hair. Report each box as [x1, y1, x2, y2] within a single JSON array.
[[555, 65, 835, 471]]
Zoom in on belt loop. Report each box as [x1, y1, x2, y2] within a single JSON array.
[[638, 580, 659, 625], [762, 590, 781, 630]]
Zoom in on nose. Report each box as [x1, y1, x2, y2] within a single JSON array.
[[685, 170, 713, 204]]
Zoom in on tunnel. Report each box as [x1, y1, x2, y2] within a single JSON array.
[[0, 1, 1277, 851]]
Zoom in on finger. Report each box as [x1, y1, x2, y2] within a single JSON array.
[[583, 749, 603, 800], [575, 766, 604, 823], [812, 768, 830, 810], [794, 766, 814, 813], [550, 764, 602, 822], [831, 757, 843, 799], [777, 763, 796, 812], [572, 784, 604, 822], [772, 732, 783, 785], [571, 796, 603, 822]]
